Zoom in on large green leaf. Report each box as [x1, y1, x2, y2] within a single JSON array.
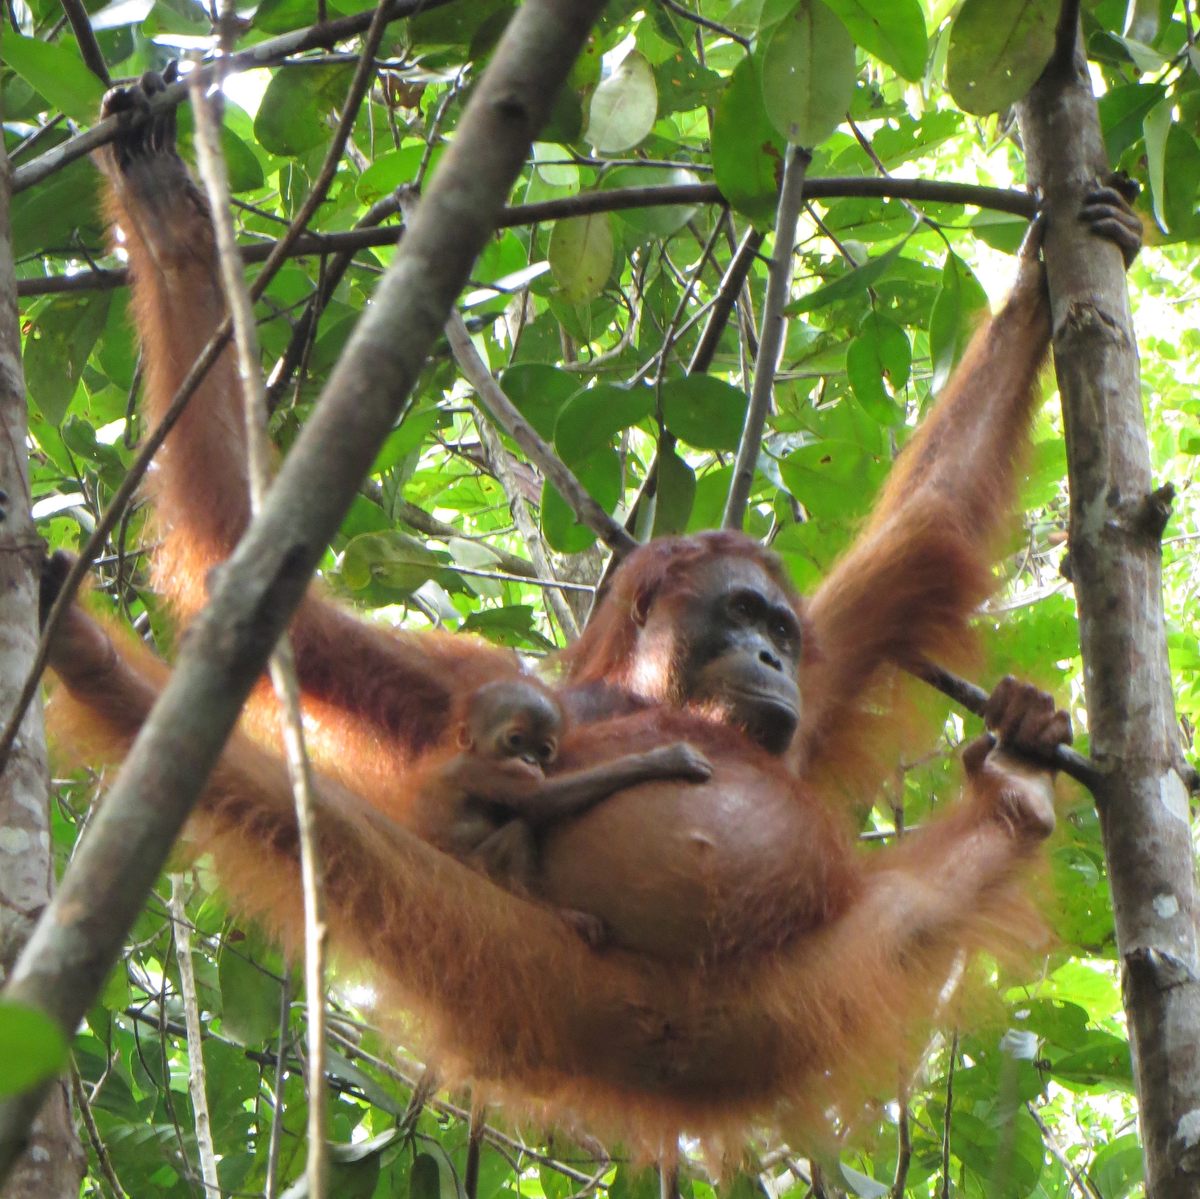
[[0, 1001, 68, 1096], [712, 56, 786, 224], [660, 375, 749, 451], [1, 35, 105, 122], [585, 50, 658, 152], [760, 0, 855, 147], [548, 214, 615, 303], [254, 65, 353, 157], [821, 0, 927, 81], [946, 0, 1058, 115]]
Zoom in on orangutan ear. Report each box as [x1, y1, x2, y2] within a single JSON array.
[[631, 584, 656, 627], [456, 723, 473, 750]]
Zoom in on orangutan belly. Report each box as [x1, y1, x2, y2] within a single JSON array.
[[538, 759, 821, 961]]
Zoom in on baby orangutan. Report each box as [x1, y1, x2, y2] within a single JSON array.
[[410, 678, 712, 944]]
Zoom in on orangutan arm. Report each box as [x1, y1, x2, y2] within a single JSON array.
[[96, 73, 519, 757]]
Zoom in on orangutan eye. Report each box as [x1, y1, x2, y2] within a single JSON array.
[[730, 592, 758, 620]]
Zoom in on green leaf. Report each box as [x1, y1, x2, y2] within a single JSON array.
[[779, 437, 883, 520], [946, 0, 1058, 115], [548, 214, 614, 303], [1143, 96, 1172, 232], [0, 1001, 68, 1097], [785, 231, 913, 315], [1049, 1031, 1135, 1090], [410, 1153, 442, 1199], [554, 383, 653, 462], [541, 447, 621, 552], [1163, 123, 1200, 238], [1, 35, 105, 122], [24, 293, 112, 426], [254, 65, 353, 157], [838, 1162, 888, 1199], [1098, 82, 1167, 163], [846, 313, 909, 424], [585, 50, 658, 152], [712, 56, 786, 224], [602, 165, 699, 238], [9, 157, 102, 259], [821, 0, 927, 81], [660, 375, 749, 451], [760, 0, 855, 147], [929, 252, 988, 393], [649, 449, 696, 538], [356, 145, 427, 205], [340, 531, 443, 595], [1090, 1133, 1144, 1199], [177, 108, 264, 194], [217, 946, 283, 1047], [499, 364, 581, 440]]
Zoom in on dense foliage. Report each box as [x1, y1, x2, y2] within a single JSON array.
[[3, 0, 1199, 1195]]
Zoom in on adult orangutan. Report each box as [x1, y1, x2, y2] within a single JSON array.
[[40, 69, 1142, 1149]]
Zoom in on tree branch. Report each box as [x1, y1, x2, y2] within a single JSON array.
[[58, 0, 110, 85], [446, 310, 637, 558], [723, 146, 811, 530], [1018, 14, 1200, 1196], [16, 179, 1036, 299]]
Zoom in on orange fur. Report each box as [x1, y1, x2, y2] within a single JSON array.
[[50, 93, 1065, 1154]]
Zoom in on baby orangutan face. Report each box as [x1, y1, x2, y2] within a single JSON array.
[[464, 679, 564, 768]]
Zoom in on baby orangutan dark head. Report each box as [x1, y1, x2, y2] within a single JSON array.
[[458, 678, 564, 767]]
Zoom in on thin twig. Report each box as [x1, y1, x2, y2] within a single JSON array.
[[57, 0, 110, 84], [72, 1068, 127, 1199], [940, 1032, 957, 1199], [891, 1084, 911, 1199], [446, 311, 638, 557], [723, 146, 811, 530], [263, 978, 293, 1199], [1026, 1103, 1101, 1199], [16, 179, 1037, 299], [169, 875, 220, 1196], [656, 0, 749, 48], [474, 414, 581, 639]]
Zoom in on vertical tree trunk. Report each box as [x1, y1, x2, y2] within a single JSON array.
[[1018, 42, 1200, 1199], [0, 110, 85, 1199]]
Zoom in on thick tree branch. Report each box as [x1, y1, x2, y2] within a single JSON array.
[[1017, 19, 1200, 1198], [0, 101, 85, 1197], [15, 179, 1035, 299], [0, 0, 608, 1179]]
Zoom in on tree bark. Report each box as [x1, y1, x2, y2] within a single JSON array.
[[1018, 41, 1200, 1199], [0, 105, 85, 1199]]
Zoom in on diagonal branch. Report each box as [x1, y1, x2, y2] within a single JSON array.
[[58, 0, 110, 85]]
